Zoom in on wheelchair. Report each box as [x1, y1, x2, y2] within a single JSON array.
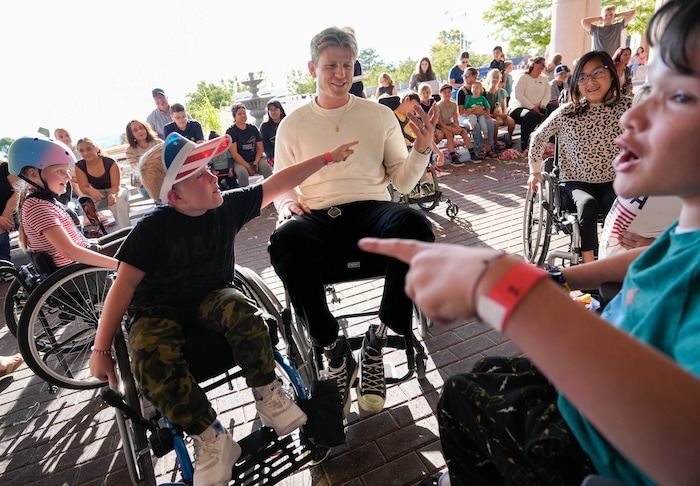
[[391, 162, 459, 219], [285, 242, 430, 420], [99, 265, 328, 486], [10, 260, 116, 393], [377, 94, 459, 219], [1, 258, 49, 338], [522, 155, 582, 268]]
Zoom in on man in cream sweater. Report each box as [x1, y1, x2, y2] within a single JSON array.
[[269, 26, 437, 419]]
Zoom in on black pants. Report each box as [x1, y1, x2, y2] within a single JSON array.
[[562, 181, 616, 252], [268, 200, 434, 346], [509, 103, 557, 150], [438, 357, 596, 486]]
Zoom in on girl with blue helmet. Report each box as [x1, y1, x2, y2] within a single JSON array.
[[8, 136, 127, 270]]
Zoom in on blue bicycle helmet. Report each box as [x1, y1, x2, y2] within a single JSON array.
[[7, 136, 77, 176]]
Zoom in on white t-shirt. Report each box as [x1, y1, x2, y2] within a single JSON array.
[[599, 195, 682, 258]]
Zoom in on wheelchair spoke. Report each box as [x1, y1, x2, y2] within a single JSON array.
[[18, 264, 112, 390]]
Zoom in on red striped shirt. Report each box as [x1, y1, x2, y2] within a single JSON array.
[[22, 196, 88, 268]]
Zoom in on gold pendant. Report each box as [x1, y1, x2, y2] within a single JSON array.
[[335, 126, 339, 132]]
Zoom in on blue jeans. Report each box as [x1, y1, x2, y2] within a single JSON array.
[[459, 115, 495, 149], [0, 214, 19, 262]]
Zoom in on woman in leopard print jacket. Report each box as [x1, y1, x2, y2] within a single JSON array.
[[527, 50, 631, 263]]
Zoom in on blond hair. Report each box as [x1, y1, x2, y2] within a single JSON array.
[[310, 26, 358, 65], [418, 82, 433, 96], [139, 145, 167, 204]]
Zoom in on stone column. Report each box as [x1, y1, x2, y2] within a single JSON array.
[[551, 0, 601, 65]]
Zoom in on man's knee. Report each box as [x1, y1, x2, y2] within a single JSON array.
[[386, 207, 435, 242], [269, 218, 308, 258]]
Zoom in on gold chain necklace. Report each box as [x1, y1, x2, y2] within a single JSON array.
[[318, 99, 350, 132]]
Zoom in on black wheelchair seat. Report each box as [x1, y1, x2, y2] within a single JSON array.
[[182, 313, 280, 383], [26, 249, 58, 275]]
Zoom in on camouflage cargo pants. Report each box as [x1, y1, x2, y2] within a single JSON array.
[[128, 287, 277, 435]]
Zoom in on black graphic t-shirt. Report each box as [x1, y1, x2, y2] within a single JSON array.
[[117, 184, 262, 308]]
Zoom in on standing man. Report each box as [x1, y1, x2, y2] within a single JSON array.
[[268, 26, 437, 418], [147, 88, 173, 140], [581, 5, 636, 57]]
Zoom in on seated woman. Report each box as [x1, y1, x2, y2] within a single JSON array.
[[612, 46, 634, 97], [75, 137, 131, 230], [260, 99, 286, 167], [225, 104, 273, 187], [508, 56, 557, 152], [375, 72, 398, 99], [9, 136, 129, 271], [124, 119, 162, 199], [528, 50, 631, 263]]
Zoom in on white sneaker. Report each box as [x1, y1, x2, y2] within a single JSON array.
[[254, 380, 307, 436], [191, 420, 241, 486]]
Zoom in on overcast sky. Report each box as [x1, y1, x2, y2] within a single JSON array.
[[2, 0, 496, 143]]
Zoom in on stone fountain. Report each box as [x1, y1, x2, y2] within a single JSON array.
[[239, 72, 275, 128]]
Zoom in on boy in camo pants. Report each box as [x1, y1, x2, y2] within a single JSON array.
[[89, 132, 357, 486]]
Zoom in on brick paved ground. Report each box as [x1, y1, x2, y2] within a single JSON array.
[[0, 153, 571, 486]]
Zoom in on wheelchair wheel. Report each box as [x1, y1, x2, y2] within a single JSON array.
[[234, 265, 318, 388], [3, 278, 25, 337], [414, 303, 429, 339], [445, 202, 459, 219], [17, 263, 114, 389], [412, 304, 429, 379], [522, 180, 553, 267], [113, 327, 157, 486]]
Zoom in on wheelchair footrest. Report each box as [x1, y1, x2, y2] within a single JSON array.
[[231, 427, 315, 485]]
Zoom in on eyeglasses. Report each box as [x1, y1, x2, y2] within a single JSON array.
[[577, 66, 609, 85]]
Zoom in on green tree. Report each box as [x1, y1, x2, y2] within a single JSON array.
[[0, 137, 13, 157], [185, 81, 235, 135], [358, 48, 381, 71], [430, 30, 463, 82], [186, 81, 233, 109], [483, 0, 656, 55], [393, 59, 416, 84], [483, 0, 552, 54], [616, 0, 656, 37], [286, 68, 316, 96]]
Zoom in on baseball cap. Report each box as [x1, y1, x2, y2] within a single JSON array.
[[149, 132, 232, 202], [554, 64, 570, 75], [152, 88, 166, 97], [439, 83, 452, 93]]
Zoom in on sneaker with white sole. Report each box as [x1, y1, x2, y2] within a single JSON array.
[[191, 420, 241, 486], [324, 337, 358, 417], [254, 380, 308, 436], [357, 325, 387, 413], [450, 152, 465, 167]]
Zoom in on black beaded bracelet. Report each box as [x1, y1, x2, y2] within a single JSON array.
[[91, 346, 112, 356]]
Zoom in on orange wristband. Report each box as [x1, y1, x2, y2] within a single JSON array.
[[476, 262, 547, 332], [324, 152, 333, 165]]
